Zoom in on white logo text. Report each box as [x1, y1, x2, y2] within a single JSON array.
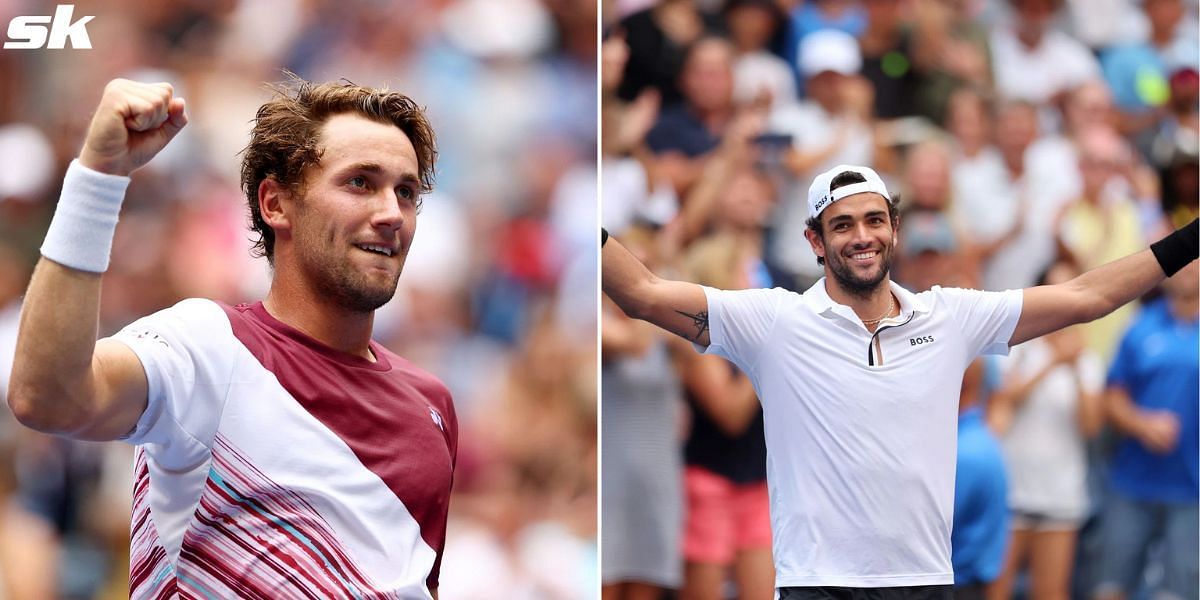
[[4, 5, 94, 49]]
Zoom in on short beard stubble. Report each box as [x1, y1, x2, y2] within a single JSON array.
[[826, 242, 892, 301], [300, 224, 402, 315]]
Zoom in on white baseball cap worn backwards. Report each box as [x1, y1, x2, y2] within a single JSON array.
[[807, 164, 891, 219]]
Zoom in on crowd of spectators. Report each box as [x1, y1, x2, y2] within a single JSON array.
[[0, 0, 597, 598], [601, 0, 1197, 598]]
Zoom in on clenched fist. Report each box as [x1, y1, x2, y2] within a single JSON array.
[[78, 79, 188, 176]]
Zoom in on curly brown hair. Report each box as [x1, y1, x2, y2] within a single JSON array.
[[240, 76, 437, 264]]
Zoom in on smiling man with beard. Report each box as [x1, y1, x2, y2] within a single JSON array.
[[7, 78, 456, 599], [601, 163, 1198, 600]]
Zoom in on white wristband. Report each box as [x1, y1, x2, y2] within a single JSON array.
[[40, 159, 131, 273]]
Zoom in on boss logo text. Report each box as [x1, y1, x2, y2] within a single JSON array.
[[909, 335, 935, 346]]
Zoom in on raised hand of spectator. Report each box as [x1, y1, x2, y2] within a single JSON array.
[[911, 0, 953, 76], [1138, 410, 1181, 454], [602, 32, 630, 97], [655, 0, 703, 47], [718, 107, 766, 159], [940, 38, 989, 86], [913, 0, 951, 38], [841, 76, 875, 122], [663, 108, 765, 248], [1126, 162, 1161, 202], [602, 296, 659, 358], [1118, 156, 1175, 240], [613, 89, 661, 155]]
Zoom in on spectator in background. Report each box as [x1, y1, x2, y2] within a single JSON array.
[[1062, 0, 1144, 51], [725, 0, 796, 110], [952, 359, 1009, 600], [900, 139, 1022, 285], [963, 100, 1054, 292], [657, 106, 765, 252], [1055, 127, 1154, 360], [617, 0, 719, 105], [1102, 0, 1199, 149], [1147, 66, 1200, 174], [946, 88, 1009, 230], [602, 31, 679, 235], [990, 0, 1099, 120], [1094, 261, 1198, 600], [989, 262, 1105, 600], [904, 139, 999, 275], [767, 29, 877, 288], [601, 228, 684, 600], [910, 0, 995, 123], [677, 167, 774, 600], [786, 0, 868, 92], [1158, 128, 1199, 228], [774, 30, 878, 179], [902, 139, 955, 213], [1025, 81, 1119, 214], [646, 36, 741, 196], [858, 0, 921, 119], [893, 209, 975, 292], [789, 0, 868, 41], [0, 124, 58, 260]]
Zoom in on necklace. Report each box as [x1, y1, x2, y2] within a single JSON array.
[[861, 293, 895, 326]]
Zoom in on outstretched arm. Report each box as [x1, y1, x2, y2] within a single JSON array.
[[1010, 220, 1197, 346], [7, 79, 187, 440], [601, 232, 711, 346]]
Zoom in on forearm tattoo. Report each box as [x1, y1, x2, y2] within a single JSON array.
[[674, 310, 709, 341]]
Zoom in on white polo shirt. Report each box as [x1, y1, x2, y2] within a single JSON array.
[[700, 278, 1022, 588]]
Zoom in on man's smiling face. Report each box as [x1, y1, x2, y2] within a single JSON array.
[[286, 112, 422, 313], [806, 192, 897, 299]]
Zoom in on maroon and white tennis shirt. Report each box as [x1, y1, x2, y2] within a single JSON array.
[[112, 299, 457, 599]]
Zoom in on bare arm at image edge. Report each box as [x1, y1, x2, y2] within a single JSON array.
[[1011, 220, 1198, 346], [6, 79, 187, 440], [601, 234, 712, 347]]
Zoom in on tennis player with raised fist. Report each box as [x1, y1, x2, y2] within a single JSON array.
[[9, 77, 456, 599]]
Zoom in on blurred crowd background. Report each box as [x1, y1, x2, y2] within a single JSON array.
[[601, 0, 1197, 599], [0, 0, 598, 598]]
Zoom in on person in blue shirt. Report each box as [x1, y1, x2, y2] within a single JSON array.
[[1094, 261, 1199, 600], [785, 0, 866, 96], [951, 359, 1009, 600]]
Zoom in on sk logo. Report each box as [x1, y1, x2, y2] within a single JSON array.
[[4, 5, 94, 50]]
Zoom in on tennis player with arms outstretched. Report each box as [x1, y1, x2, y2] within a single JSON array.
[[601, 164, 1198, 600], [8, 78, 456, 599]]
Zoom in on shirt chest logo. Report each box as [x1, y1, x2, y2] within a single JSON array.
[[909, 335, 935, 347]]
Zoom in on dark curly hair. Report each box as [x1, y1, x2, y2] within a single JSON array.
[[805, 170, 901, 266], [239, 76, 437, 264]]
